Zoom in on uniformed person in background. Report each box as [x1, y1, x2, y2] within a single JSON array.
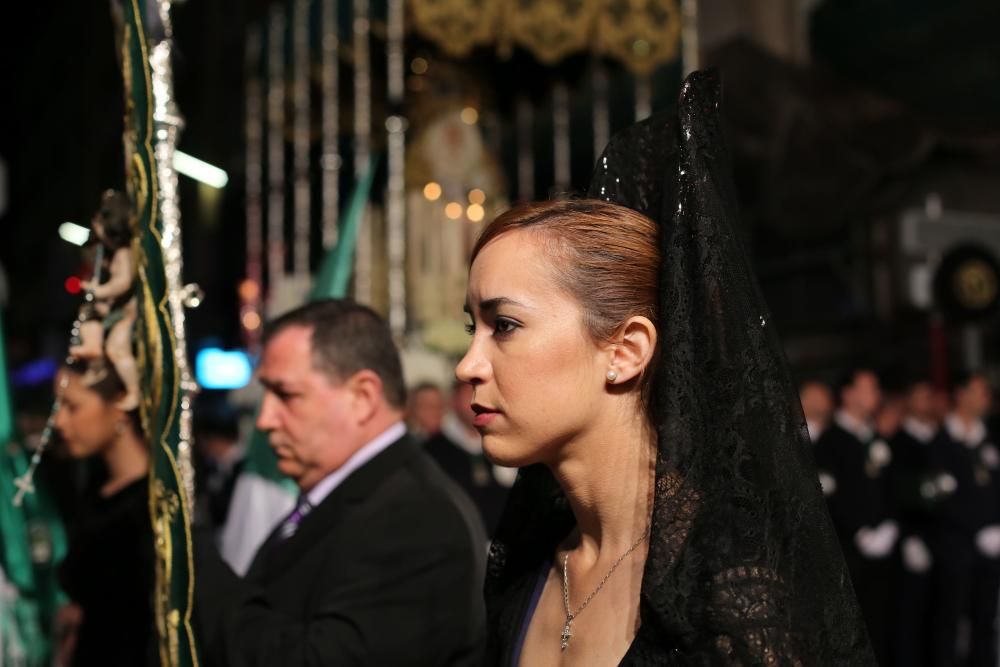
[[887, 379, 941, 667], [928, 372, 1000, 667], [815, 368, 898, 664], [799, 379, 834, 443]]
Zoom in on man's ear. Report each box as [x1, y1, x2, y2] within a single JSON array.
[[347, 370, 386, 425]]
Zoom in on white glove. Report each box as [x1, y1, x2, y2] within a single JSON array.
[[855, 520, 899, 558], [976, 525, 1000, 558], [901, 536, 932, 573]]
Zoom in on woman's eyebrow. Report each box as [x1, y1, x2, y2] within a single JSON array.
[[467, 297, 531, 316]]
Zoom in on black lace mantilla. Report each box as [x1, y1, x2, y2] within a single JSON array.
[[483, 70, 875, 665]]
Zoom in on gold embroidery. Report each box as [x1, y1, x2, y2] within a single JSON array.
[[407, 0, 682, 73]]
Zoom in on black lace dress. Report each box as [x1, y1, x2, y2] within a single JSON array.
[[484, 71, 875, 666]]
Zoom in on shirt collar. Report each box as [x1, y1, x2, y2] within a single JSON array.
[[305, 421, 407, 507], [945, 413, 987, 448], [805, 420, 825, 443], [834, 410, 874, 443], [901, 417, 937, 444]]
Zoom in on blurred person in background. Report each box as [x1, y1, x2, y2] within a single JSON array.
[[929, 372, 1000, 666], [799, 379, 834, 442], [815, 368, 897, 664], [931, 385, 953, 425], [876, 390, 906, 441], [193, 395, 246, 534], [406, 381, 446, 442], [887, 378, 940, 667], [53, 359, 154, 667], [424, 380, 514, 538]]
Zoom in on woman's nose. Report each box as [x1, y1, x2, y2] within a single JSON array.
[[455, 341, 489, 386]]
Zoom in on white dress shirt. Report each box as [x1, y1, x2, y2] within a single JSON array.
[[306, 421, 407, 508]]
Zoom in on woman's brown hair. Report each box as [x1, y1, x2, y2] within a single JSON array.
[[471, 199, 661, 399]]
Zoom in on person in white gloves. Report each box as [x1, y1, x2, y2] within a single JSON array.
[[928, 371, 1000, 667], [887, 378, 942, 667], [815, 367, 898, 664]]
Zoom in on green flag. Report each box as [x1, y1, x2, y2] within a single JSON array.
[[310, 158, 379, 300], [219, 159, 379, 574], [118, 1, 198, 665]]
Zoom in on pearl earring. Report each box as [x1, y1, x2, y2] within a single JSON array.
[[606, 370, 618, 382]]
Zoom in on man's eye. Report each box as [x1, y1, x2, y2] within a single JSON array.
[[464, 322, 475, 335]]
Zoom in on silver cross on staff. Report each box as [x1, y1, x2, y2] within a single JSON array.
[[12, 474, 35, 507]]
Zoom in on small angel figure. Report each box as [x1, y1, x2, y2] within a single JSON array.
[[68, 190, 139, 410]]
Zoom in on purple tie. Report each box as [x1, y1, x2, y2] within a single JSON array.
[[278, 497, 313, 541]]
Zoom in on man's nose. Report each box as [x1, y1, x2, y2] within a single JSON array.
[[256, 393, 279, 431]]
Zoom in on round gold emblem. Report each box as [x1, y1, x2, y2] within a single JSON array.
[[953, 259, 998, 310]]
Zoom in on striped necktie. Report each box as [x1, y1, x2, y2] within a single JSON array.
[[278, 496, 313, 541]]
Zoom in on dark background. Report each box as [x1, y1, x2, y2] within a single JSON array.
[[2, 0, 999, 388]]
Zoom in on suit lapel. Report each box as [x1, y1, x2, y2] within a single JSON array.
[[250, 434, 421, 584]]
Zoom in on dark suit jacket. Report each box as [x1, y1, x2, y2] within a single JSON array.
[[423, 433, 510, 538], [814, 423, 894, 561], [194, 435, 487, 666], [929, 427, 1000, 541]]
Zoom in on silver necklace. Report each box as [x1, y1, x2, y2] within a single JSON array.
[[560, 527, 650, 651]]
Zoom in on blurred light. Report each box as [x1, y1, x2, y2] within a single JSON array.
[[410, 57, 428, 75], [11, 358, 58, 387], [445, 202, 463, 220], [238, 279, 260, 302], [58, 222, 90, 246], [195, 348, 253, 390], [241, 311, 262, 331], [468, 188, 485, 205], [64, 276, 82, 294], [385, 116, 404, 133], [423, 182, 442, 201], [466, 204, 485, 222], [173, 150, 229, 188], [460, 107, 479, 125]]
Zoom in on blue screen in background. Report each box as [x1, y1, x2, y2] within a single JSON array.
[[195, 348, 252, 390]]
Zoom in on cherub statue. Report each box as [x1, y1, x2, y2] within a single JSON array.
[[68, 190, 139, 410]]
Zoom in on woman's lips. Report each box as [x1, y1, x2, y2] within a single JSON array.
[[471, 403, 500, 428], [473, 411, 498, 427]]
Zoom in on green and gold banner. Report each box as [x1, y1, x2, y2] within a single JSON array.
[[118, 1, 199, 665]]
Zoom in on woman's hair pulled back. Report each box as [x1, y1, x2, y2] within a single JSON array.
[[471, 199, 660, 343]]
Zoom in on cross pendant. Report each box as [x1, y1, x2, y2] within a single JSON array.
[[12, 475, 35, 507], [560, 620, 573, 651]]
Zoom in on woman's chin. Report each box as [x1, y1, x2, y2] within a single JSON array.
[[482, 435, 536, 469]]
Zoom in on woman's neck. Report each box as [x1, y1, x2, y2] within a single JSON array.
[[549, 406, 655, 566], [101, 426, 148, 496]]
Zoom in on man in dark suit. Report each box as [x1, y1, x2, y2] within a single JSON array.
[[814, 368, 898, 664], [928, 372, 1000, 667], [886, 379, 940, 667], [194, 299, 486, 666]]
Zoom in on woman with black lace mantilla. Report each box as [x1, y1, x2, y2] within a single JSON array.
[[458, 71, 875, 665]]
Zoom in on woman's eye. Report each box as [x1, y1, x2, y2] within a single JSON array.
[[494, 318, 519, 335], [464, 322, 476, 335]]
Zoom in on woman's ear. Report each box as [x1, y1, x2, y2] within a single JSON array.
[[606, 316, 657, 385]]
